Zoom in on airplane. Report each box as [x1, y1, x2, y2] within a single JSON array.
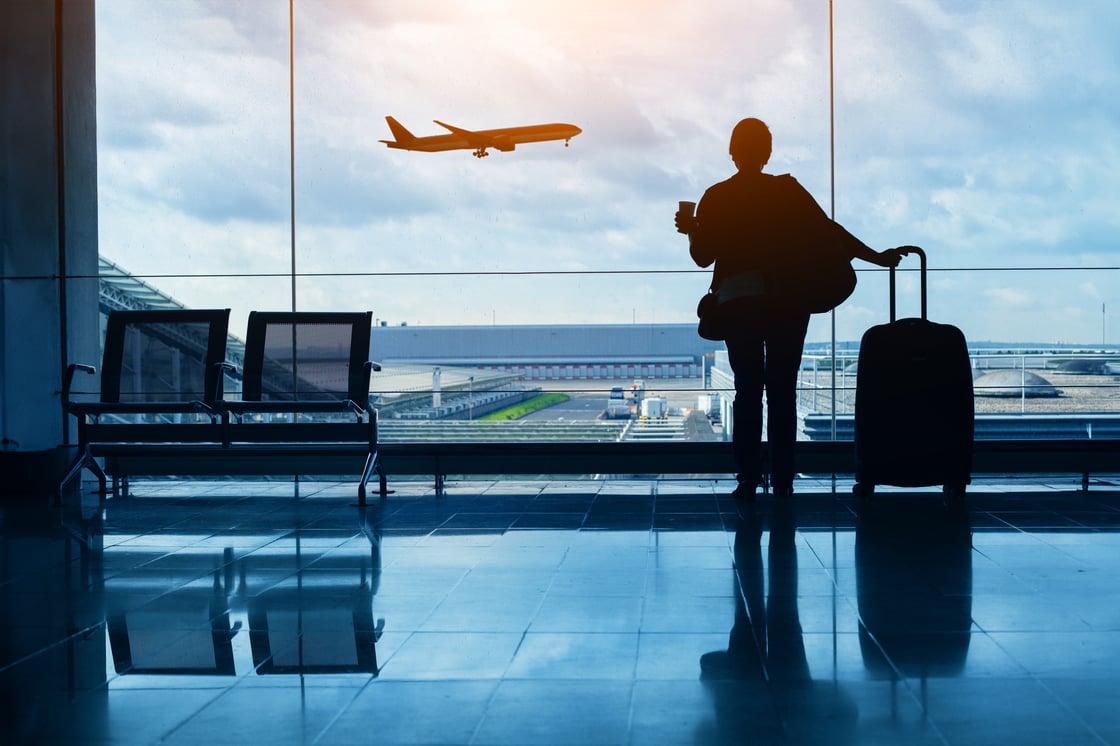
[[380, 116, 582, 158]]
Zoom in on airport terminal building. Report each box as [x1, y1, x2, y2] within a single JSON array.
[[370, 323, 717, 380]]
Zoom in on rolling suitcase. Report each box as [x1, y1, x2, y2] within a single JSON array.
[[853, 246, 973, 498]]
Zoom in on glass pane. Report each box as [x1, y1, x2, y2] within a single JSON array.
[[97, 2, 1120, 452], [96, 0, 290, 325]]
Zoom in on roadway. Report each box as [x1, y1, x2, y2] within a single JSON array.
[[521, 379, 711, 423]]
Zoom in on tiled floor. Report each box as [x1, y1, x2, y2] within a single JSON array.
[[4, 477, 1120, 745]]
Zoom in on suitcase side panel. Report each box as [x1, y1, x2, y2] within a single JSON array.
[[854, 318, 974, 487]]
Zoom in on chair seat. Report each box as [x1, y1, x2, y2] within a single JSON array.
[[222, 399, 364, 416], [69, 401, 217, 416]]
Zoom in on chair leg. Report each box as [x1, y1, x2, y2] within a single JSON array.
[[58, 447, 108, 499], [358, 451, 376, 506], [355, 450, 392, 506], [58, 456, 84, 497]]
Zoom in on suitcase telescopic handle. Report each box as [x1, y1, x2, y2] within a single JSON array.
[[889, 245, 927, 322]]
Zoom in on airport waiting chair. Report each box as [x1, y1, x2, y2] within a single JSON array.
[[221, 310, 387, 500], [59, 308, 232, 496]]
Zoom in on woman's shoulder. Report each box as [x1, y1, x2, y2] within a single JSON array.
[[701, 172, 812, 210], [699, 174, 743, 210], [770, 172, 804, 189], [768, 173, 820, 207], [711, 171, 803, 190], [703, 173, 741, 195]]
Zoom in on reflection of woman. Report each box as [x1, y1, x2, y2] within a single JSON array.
[[676, 118, 900, 498], [700, 502, 807, 681], [699, 502, 857, 743]]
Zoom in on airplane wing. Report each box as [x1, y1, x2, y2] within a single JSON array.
[[433, 121, 474, 136], [434, 120, 512, 154]]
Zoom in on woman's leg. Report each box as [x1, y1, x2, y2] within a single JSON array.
[[725, 329, 765, 492], [764, 312, 810, 493]]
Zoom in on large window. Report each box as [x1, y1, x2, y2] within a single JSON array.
[[96, 1, 1120, 441]]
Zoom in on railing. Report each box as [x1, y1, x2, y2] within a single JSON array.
[[796, 351, 1120, 428]]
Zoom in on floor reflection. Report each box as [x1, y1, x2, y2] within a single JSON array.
[[100, 504, 385, 679], [107, 572, 238, 676], [5, 479, 1120, 744], [856, 499, 973, 684], [701, 502, 859, 743]]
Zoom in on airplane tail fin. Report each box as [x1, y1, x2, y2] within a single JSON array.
[[382, 116, 416, 144]]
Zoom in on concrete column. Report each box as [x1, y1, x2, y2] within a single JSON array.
[[1, 0, 100, 493]]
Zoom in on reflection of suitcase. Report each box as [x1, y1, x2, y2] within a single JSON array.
[[853, 247, 973, 498], [856, 499, 973, 679]]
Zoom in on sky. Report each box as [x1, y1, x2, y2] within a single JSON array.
[[94, 0, 1120, 345]]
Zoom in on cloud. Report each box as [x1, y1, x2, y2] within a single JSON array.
[[985, 287, 1032, 307]]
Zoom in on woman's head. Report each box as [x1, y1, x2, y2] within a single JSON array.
[[729, 118, 772, 171]]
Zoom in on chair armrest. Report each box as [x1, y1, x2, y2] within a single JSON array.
[[213, 362, 238, 403], [193, 400, 220, 419], [359, 362, 381, 417], [62, 364, 97, 408]]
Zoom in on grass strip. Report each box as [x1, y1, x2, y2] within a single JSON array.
[[478, 393, 571, 421]]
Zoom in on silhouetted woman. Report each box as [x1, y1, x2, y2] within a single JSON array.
[[676, 118, 900, 498]]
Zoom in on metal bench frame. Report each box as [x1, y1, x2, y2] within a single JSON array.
[[61, 309, 386, 501]]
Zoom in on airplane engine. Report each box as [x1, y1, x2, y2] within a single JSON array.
[[492, 136, 516, 152]]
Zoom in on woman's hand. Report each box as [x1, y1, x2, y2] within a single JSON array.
[[875, 248, 903, 268], [675, 210, 697, 235]]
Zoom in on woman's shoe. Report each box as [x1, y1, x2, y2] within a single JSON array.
[[731, 481, 757, 500]]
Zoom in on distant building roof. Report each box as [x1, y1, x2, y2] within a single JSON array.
[[974, 370, 1060, 397], [98, 255, 188, 313], [370, 323, 715, 366]]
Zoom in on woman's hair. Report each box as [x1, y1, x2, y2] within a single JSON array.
[[729, 118, 772, 168]]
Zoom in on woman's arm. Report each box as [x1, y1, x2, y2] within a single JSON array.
[[688, 230, 716, 269], [836, 223, 902, 268], [784, 175, 902, 269], [676, 202, 716, 268]]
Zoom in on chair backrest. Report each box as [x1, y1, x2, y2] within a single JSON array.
[[100, 309, 231, 404], [241, 311, 373, 407]]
